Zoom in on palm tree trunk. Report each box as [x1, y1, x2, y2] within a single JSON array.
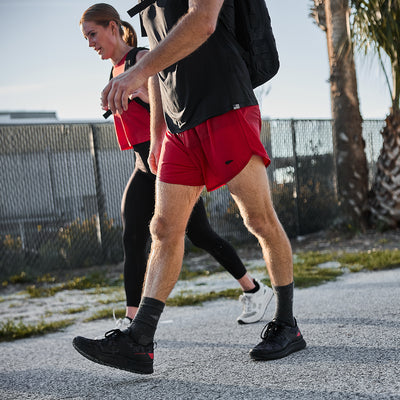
[[323, 0, 369, 229], [368, 29, 400, 228], [369, 111, 400, 227]]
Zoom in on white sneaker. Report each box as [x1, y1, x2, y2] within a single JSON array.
[[237, 280, 274, 324]]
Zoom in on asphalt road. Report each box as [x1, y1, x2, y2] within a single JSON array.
[[1, 268, 399, 399]]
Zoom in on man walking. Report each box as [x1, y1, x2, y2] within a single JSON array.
[[73, 0, 306, 374]]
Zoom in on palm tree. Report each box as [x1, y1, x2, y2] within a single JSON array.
[[351, 0, 400, 228], [311, 0, 369, 230]]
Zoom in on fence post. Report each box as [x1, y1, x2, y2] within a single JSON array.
[[89, 124, 107, 259], [290, 119, 301, 237]]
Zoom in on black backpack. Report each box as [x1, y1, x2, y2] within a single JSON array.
[[232, 0, 279, 88], [127, 0, 280, 89]]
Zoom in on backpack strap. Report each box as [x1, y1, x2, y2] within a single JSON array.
[[124, 47, 145, 69], [103, 47, 150, 119], [125, 48, 150, 113], [127, 0, 157, 17]]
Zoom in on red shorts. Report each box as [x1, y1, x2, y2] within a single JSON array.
[[158, 106, 271, 191]]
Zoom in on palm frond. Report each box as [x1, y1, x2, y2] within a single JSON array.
[[350, 0, 400, 110]]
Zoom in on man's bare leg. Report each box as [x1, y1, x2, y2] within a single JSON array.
[[142, 181, 204, 301], [227, 155, 293, 288]]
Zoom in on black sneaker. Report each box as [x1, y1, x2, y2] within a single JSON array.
[[249, 319, 306, 360], [72, 329, 154, 374]]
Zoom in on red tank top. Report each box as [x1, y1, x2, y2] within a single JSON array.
[[112, 52, 150, 150]]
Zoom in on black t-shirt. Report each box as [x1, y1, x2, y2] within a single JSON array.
[[141, 0, 257, 134]]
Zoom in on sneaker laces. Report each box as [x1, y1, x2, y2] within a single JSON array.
[[104, 329, 122, 338], [93, 312, 124, 340], [260, 321, 280, 340], [103, 328, 157, 349]]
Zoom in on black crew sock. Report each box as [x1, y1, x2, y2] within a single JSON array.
[[245, 278, 260, 294], [272, 282, 295, 326], [128, 297, 165, 345]]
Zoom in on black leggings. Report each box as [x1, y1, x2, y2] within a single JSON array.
[[121, 148, 247, 307]]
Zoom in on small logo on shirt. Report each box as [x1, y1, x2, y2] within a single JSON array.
[[225, 160, 234, 165], [233, 104, 240, 110]]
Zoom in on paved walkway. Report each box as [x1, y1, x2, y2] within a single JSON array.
[[1, 268, 399, 399]]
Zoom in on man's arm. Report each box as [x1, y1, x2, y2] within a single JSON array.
[[148, 74, 166, 175], [101, 0, 224, 115]]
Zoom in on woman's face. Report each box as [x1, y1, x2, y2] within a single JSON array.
[[81, 20, 116, 60]]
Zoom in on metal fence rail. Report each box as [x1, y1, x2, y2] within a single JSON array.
[[0, 119, 384, 279]]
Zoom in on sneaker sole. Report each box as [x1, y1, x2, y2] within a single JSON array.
[[249, 337, 307, 361], [237, 293, 274, 325], [72, 339, 154, 374]]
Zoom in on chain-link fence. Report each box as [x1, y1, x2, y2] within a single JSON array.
[[0, 119, 384, 280]]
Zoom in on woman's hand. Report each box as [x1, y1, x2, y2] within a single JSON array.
[[101, 66, 147, 115], [129, 86, 149, 104]]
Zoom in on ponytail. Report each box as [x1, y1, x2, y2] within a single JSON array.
[[121, 20, 137, 47]]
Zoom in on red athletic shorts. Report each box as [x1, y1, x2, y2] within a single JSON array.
[[158, 105, 271, 191]]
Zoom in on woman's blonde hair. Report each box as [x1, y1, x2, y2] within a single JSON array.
[[80, 3, 137, 47]]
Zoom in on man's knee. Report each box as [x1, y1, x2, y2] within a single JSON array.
[[243, 213, 265, 237], [242, 210, 281, 238], [150, 214, 185, 242]]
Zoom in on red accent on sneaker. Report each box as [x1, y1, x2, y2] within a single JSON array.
[[135, 352, 154, 360]]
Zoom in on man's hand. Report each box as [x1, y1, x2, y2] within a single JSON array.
[[101, 67, 147, 115]]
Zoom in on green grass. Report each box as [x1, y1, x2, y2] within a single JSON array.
[[293, 251, 342, 288], [25, 272, 115, 298], [166, 288, 242, 307], [292, 249, 400, 287], [84, 307, 125, 322], [178, 263, 225, 280], [0, 318, 75, 342], [9, 271, 32, 284], [62, 306, 89, 315], [36, 273, 57, 284], [337, 249, 400, 271], [2, 272, 58, 288]]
